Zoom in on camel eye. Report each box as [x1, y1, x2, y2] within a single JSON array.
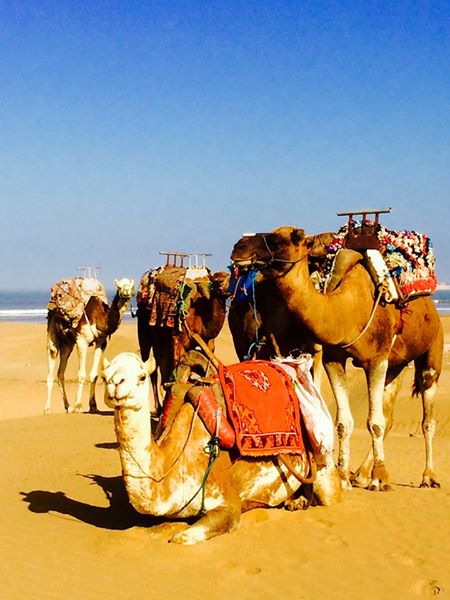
[[138, 373, 147, 383]]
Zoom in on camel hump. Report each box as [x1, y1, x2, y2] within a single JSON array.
[[325, 249, 363, 293]]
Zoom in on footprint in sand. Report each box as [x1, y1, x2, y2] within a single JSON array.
[[412, 579, 443, 596]]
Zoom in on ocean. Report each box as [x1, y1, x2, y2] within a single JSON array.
[[0, 290, 137, 323], [0, 288, 449, 323]]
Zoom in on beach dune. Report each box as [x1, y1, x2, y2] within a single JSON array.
[[0, 319, 449, 599]]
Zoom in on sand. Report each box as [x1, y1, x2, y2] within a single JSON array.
[[1, 318, 449, 599]]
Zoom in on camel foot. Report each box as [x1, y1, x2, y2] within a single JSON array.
[[89, 405, 99, 414], [147, 522, 186, 540], [350, 472, 371, 489], [284, 496, 309, 511], [368, 480, 392, 492], [43, 408, 51, 415], [340, 478, 353, 491], [170, 525, 209, 545], [420, 478, 441, 489]]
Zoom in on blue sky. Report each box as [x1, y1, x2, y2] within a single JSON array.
[[1, 1, 449, 290]]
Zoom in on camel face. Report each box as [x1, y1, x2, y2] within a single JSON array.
[[103, 353, 149, 410], [231, 227, 307, 271], [114, 278, 135, 300]]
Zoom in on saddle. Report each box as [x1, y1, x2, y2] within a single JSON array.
[[47, 278, 108, 326]]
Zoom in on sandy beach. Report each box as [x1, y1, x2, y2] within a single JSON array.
[[0, 318, 449, 600]]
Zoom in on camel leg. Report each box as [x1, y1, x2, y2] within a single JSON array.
[[365, 358, 390, 491], [352, 368, 405, 488], [323, 357, 354, 490], [52, 343, 74, 413], [170, 504, 241, 545], [45, 338, 59, 414], [413, 357, 441, 488], [87, 342, 105, 413], [73, 338, 89, 413]]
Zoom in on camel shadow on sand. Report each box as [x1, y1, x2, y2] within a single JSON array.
[[21, 474, 166, 531]]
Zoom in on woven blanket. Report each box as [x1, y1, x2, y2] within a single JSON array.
[[218, 360, 305, 457], [47, 278, 108, 327], [317, 221, 437, 300], [137, 267, 188, 328]]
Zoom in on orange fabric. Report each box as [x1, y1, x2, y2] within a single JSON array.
[[219, 361, 305, 457]]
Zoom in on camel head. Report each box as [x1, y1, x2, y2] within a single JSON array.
[[231, 226, 309, 275], [113, 278, 135, 301], [103, 352, 155, 410]]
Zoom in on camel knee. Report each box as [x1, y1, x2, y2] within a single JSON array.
[[422, 418, 436, 436], [367, 421, 385, 438], [336, 419, 353, 440], [423, 368, 439, 389]]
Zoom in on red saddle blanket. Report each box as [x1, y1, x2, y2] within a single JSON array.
[[218, 361, 305, 457]]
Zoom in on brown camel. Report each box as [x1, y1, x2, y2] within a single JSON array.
[[228, 232, 337, 387], [45, 278, 135, 414], [231, 226, 443, 491], [137, 269, 229, 411], [103, 351, 341, 544]]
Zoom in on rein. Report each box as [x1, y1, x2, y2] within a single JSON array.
[[117, 396, 201, 483], [341, 287, 382, 349], [117, 383, 220, 517]]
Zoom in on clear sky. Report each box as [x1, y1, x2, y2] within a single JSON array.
[[1, 1, 449, 290]]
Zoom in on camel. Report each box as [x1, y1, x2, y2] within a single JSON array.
[[228, 233, 336, 384], [137, 270, 229, 411], [231, 226, 443, 491], [45, 278, 135, 414], [103, 351, 341, 544]]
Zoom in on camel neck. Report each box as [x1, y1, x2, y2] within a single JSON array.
[[107, 296, 129, 334], [275, 255, 362, 346], [114, 404, 154, 513]]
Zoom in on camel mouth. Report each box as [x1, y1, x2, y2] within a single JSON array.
[[232, 258, 254, 267]]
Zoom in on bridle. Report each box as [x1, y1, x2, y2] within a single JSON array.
[[236, 234, 308, 274]]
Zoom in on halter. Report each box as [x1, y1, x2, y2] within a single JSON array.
[[236, 234, 308, 275]]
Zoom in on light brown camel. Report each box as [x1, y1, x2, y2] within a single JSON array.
[[103, 351, 341, 544], [137, 270, 229, 411], [45, 278, 135, 414], [231, 226, 443, 491]]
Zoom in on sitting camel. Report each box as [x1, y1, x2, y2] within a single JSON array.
[[103, 352, 341, 544], [231, 227, 443, 491], [45, 278, 134, 414], [137, 269, 229, 411]]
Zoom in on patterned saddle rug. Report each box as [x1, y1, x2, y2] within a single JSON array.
[[218, 360, 306, 457], [47, 278, 108, 327], [137, 266, 212, 329], [317, 221, 437, 301]]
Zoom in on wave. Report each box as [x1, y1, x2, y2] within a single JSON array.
[[0, 308, 135, 322]]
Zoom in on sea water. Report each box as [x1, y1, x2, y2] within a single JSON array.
[[0, 290, 136, 323], [0, 288, 449, 323]]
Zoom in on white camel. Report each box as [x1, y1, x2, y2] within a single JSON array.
[[45, 278, 134, 414], [103, 351, 341, 544]]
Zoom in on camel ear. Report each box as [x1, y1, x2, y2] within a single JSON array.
[[144, 354, 156, 375], [114, 278, 119, 288], [291, 228, 305, 246], [102, 357, 111, 370]]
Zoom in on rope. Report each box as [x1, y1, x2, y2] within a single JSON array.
[[118, 396, 202, 483], [341, 287, 383, 349], [278, 451, 317, 485]]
